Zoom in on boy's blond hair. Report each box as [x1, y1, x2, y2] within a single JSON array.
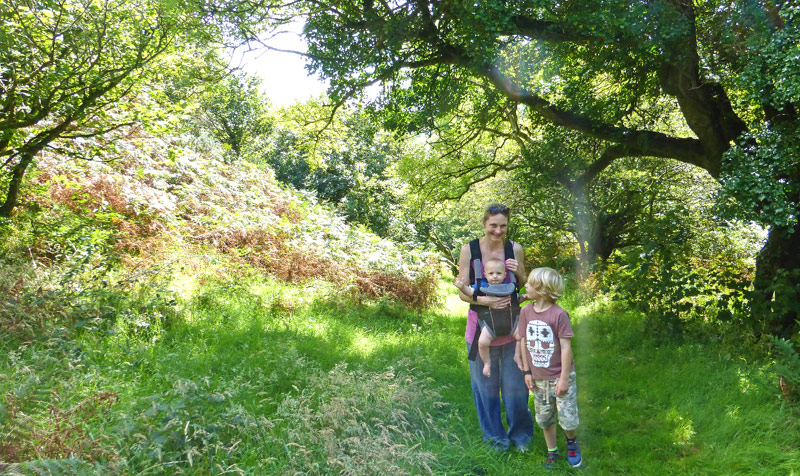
[[527, 267, 565, 300]]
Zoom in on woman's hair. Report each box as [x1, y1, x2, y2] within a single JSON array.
[[482, 203, 510, 222], [527, 267, 565, 300]]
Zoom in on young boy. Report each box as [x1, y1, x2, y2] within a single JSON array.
[[518, 267, 582, 468], [454, 258, 521, 378]]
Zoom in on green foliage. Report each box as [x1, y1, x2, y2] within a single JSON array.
[[274, 362, 447, 475], [772, 336, 800, 405], [194, 72, 273, 162], [261, 104, 409, 239], [596, 208, 760, 337], [1, 458, 105, 476], [718, 124, 800, 230], [0, 0, 177, 215]]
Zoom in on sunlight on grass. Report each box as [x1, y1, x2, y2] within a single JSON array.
[[738, 368, 754, 393], [352, 335, 377, 356], [441, 282, 468, 316], [666, 408, 696, 454], [169, 272, 198, 300]]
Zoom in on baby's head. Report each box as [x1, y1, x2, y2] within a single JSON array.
[[526, 267, 565, 301], [484, 258, 506, 285]]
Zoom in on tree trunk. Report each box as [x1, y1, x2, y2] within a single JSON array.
[[567, 178, 595, 279], [0, 152, 34, 218], [752, 220, 800, 339]]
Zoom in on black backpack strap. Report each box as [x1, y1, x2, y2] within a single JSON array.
[[468, 325, 481, 361], [468, 239, 481, 283], [504, 240, 521, 305], [468, 239, 484, 301], [467, 238, 483, 361]]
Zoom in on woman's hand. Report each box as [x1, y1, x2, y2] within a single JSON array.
[[505, 258, 519, 273], [479, 295, 511, 309]]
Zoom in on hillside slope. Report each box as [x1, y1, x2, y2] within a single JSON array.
[[2, 126, 437, 336]]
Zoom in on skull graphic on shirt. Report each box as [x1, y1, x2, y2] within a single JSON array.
[[526, 320, 555, 368]]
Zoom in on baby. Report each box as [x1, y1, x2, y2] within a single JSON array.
[[455, 258, 521, 377]]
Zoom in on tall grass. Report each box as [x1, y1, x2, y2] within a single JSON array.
[[2, 271, 799, 475]]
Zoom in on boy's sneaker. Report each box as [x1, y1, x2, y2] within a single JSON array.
[[544, 451, 558, 470], [566, 437, 582, 467]]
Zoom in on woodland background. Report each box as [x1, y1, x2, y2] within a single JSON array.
[[1, 1, 799, 474]]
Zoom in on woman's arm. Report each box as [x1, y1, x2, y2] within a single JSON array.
[[508, 241, 527, 285]]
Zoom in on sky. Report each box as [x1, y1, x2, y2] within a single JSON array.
[[231, 22, 329, 107]]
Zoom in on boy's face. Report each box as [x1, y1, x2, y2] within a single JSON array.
[[525, 281, 547, 301], [484, 262, 506, 285]]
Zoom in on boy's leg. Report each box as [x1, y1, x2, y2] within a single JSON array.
[[533, 377, 558, 441], [478, 331, 493, 377], [542, 424, 557, 451], [555, 371, 581, 467], [555, 371, 580, 434]]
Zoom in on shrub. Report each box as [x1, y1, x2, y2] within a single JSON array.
[[596, 212, 757, 338], [772, 336, 800, 405]]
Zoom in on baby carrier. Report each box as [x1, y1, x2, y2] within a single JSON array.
[[467, 239, 522, 361]]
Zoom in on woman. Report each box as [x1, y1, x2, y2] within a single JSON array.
[[456, 204, 534, 451]]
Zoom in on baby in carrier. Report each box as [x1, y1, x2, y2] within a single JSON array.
[[455, 258, 522, 377]]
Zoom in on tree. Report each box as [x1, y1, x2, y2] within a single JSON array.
[[262, 103, 407, 237], [273, 0, 799, 337], [0, 0, 178, 217], [196, 72, 273, 161], [0, 0, 276, 218]]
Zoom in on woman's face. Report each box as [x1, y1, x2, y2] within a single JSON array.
[[482, 213, 508, 242]]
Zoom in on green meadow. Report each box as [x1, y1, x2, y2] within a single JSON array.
[[3, 271, 797, 475]]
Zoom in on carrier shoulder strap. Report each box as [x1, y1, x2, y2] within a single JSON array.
[[504, 240, 517, 286], [468, 238, 482, 285]]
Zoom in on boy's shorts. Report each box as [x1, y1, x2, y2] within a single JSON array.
[[532, 371, 579, 431]]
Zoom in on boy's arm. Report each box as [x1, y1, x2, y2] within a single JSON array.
[[522, 342, 534, 391], [555, 337, 573, 397], [517, 325, 534, 390]]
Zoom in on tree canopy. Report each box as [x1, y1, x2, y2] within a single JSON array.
[[270, 0, 799, 337]]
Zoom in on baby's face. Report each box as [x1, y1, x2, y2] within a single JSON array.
[[484, 263, 506, 285]]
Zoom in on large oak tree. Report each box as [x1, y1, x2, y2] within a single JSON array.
[[275, 0, 799, 336]]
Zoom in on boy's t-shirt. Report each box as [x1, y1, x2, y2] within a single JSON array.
[[518, 303, 575, 380]]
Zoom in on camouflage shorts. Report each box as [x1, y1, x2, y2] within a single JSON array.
[[532, 371, 579, 431]]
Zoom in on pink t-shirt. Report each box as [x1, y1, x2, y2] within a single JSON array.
[[517, 303, 575, 379]]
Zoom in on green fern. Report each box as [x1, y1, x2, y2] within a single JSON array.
[[772, 336, 800, 403]]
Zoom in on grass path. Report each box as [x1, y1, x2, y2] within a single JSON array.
[[2, 280, 799, 475]]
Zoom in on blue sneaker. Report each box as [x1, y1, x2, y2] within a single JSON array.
[[566, 437, 582, 467], [544, 451, 558, 470]]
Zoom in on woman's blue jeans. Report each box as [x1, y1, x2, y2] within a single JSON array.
[[468, 340, 534, 450]]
